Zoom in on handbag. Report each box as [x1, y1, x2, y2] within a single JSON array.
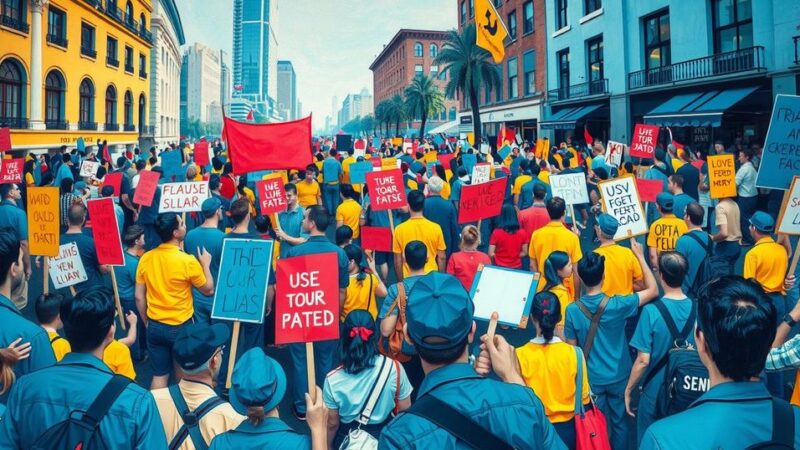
[[339, 356, 394, 450], [377, 283, 411, 362], [574, 347, 611, 450]]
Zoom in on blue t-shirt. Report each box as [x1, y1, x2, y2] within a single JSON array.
[[112, 252, 139, 300], [643, 166, 670, 224], [519, 178, 552, 210], [675, 230, 711, 292], [0, 200, 28, 240], [322, 158, 342, 183], [379, 276, 423, 355], [672, 193, 694, 219], [277, 205, 305, 258], [60, 231, 104, 295], [184, 226, 226, 303]]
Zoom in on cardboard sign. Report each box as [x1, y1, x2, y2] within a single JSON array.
[[629, 124, 659, 159], [48, 242, 88, 289], [102, 172, 123, 197], [462, 153, 478, 174], [159, 182, 209, 213], [0, 127, 11, 151], [635, 178, 663, 203], [777, 176, 800, 235], [256, 178, 288, 216], [391, 137, 403, 147], [470, 265, 539, 328], [757, 94, 800, 190], [211, 238, 274, 323], [193, 141, 210, 167], [607, 140, 625, 167], [458, 177, 507, 224], [79, 160, 100, 178], [599, 175, 648, 240], [471, 163, 491, 184], [26, 187, 60, 256], [372, 137, 381, 149], [365, 169, 406, 211], [437, 153, 456, 169], [0, 158, 23, 184], [348, 161, 373, 184], [361, 226, 392, 252], [381, 157, 398, 170], [275, 253, 340, 344], [133, 170, 160, 207], [707, 154, 737, 199], [423, 151, 438, 164], [161, 149, 184, 182], [549, 172, 589, 205], [86, 198, 124, 265]]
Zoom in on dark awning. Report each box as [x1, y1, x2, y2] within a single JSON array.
[[643, 86, 759, 127], [540, 104, 604, 130]]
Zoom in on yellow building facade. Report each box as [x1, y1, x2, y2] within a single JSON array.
[[1, 0, 153, 153]]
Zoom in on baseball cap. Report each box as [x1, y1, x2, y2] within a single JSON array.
[[173, 323, 229, 371], [406, 272, 473, 351], [749, 211, 775, 233], [656, 192, 674, 212], [598, 213, 619, 237], [229, 348, 287, 415], [201, 197, 222, 214]]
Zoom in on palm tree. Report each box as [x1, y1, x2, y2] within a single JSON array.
[[404, 74, 445, 139], [374, 100, 390, 137], [386, 95, 408, 136], [435, 23, 501, 146], [360, 115, 376, 137]]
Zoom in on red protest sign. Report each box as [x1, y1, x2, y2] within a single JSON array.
[[361, 226, 392, 252], [629, 124, 660, 159], [0, 158, 23, 184], [0, 127, 11, 151], [193, 140, 210, 167], [636, 178, 663, 203], [102, 172, 123, 196], [371, 158, 382, 168], [133, 170, 160, 207], [458, 177, 507, 224], [86, 198, 124, 265], [437, 153, 456, 169], [256, 177, 288, 215], [275, 253, 340, 344], [365, 169, 407, 211]]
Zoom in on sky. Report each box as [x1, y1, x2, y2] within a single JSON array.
[[175, 0, 457, 130]]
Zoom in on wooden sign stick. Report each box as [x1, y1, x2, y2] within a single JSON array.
[[43, 257, 49, 295], [388, 212, 395, 231], [306, 341, 316, 402], [69, 286, 77, 297], [788, 238, 800, 279], [109, 270, 126, 330], [272, 213, 281, 232], [225, 321, 241, 389]]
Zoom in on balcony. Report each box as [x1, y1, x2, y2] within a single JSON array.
[[79, 121, 98, 130], [795, 36, 800, 65], [139, 69, 147, 78], [105, 6, 122, 21], [107, 57, 119, 67], [0, 117, 29, 129], [139, 125, 155, 135], [140, 27, 153, 44], [81, 46, 97, 58], [45, 120, 69, 130], [46, 34, 68, 48], [124, 18, 139, 34], [548, 79, 608, 102], [104, 123, 119, 131], [628, 46, 765, 90], [123, 124, 136, 131], [1, 14, 29, 33], [83, 0, 103, 10]]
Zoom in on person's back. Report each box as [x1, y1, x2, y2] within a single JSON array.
[[675, 229, 709, 293], [423, 191, 458, 258], [518, 203, 549, 238], [61, 230, 104, 295], [676, 162, 699, 200]]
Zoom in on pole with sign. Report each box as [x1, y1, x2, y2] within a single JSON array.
[[777, 176, 800, 278], [86, 198, 127, 329], [27, 187, 60, 295]]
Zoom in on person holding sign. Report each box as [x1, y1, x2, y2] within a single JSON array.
[[392, 191, 446, 281], [647, 193, 688, 270], [114, 226, 146, 361], [0, 183, 31, 309], [529, 197, 582, 297], [60, 204, 107, 295], [184, 198, 226, 326], [276, 183, 309, 258]]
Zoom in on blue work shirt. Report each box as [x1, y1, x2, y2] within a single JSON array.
[[53, 163, 74, 187], [423, 195, 458, 257], [209, 418, 310, 449], [675, 230, 710, 292], [519, 178, 552, 210], [379, 363, 566, 450], [0, 200, 28, 240], [0, 352, 167, 449], [322, 158, 342, 184], [450, 178, 464, 204], [184, 225, 226, 305], [640, 382, 800, 449], [286, 235, 349, 289], [278, 205, 306, 258], [61, 231, 105, 295], [672, 192, 694, 219], [379, 276, 423, 356], [112, 252, 140, 300], [564, 292, 640, 386]]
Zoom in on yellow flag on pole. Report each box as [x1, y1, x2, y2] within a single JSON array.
[[475, 0, 508, 63]]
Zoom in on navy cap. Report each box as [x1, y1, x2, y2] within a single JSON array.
[[749, 211, 775, 233], [229, 348, 287, 415], [406, 272, 473, 351], [173, 323, 229, 371], [656, 192, 674, 212], [201, 197, 222, 214], [598, 213, 619, 237]]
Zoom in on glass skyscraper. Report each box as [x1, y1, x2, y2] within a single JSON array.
[[232, 0, 278, 107]]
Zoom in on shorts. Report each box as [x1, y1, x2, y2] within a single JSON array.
[[147, 319, 192, 376], [374, 251, 391, 266]]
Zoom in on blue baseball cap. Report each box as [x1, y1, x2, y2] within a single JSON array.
[[201, 197, 222, 214], [656, 192, 674, 212], [597, 213, 619, 237], [173, 323, 229, 371], [229, 348, 287, 415], [749, 211, 775, 233], [406, 272, 473, 351]]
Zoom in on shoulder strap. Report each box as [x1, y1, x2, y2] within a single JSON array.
[[168, 384, 224, 450], [50, 335, 64, 344], [579, 296, 610, 359], [643, 301, 698, 387], [366, 273, 374, 315], [574, 346, 585, 416], [357, 356, 393, 425], [82, 375, 131, 428], [397, 282, 407, 316], [685, 231, 712, 254], [770, 398, 795, 447], [408, 395, 514, 450]]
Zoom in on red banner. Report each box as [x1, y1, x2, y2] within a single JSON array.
[[275, 253, 340, 344], [629, 124, 660, 159], [437, 153, 456, 169], [636, 178, 663, 203], [458, 177, 508, 224], [133, 170, 160, 207], [102, 172, 123, 196], [0, 158, 23, 184], [0, 127, 11, 151], [193, 140, 210, 167], [256, 177, 288, 216], [360, 226, 392, 252], [224, 115, 313, 174], [86, 198, 124, 266], [365, 169, 406, 211]]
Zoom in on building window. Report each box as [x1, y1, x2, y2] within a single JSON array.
[[79, 79, 94, 125], [124, 90, 132, 126], [415, 64, 423, 77], [45, 70, 65, 125], [585, 0, 602, 15], [556, 0, 568, 29], [449, 107, 456, 121], [523, 1, 534, 34], [124, 46, 134, 72], [430, 65, 439, 77], [106, 36, 118, 66], [557, 48, 570, 92], [712, 0, 753, 53], [460, 0, 466, 24], [139, 94, 146, 128], [105, 85, 117, 125], [507, 58, 518, 99], [523, 50, 536, 95], [587, 36, 604, 82], [429, 44, 438, 58], [139, 53, 146, 77], [1, 0, 26, 32], [139, 12, 146, 29], [125, 0, 133, 25], [495, 65, 503, 102], [0, 59, 24, 123], [507, 10, 517, 39], [47, 6, 66, 44], [81, 23, 96, 57], [643, 9, 670, 71], [414, 42, 423, 57]]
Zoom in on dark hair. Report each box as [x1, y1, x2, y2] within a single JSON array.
[[254, 215, 272, 234], [123, 224, 145, 247], [594, 167, 609, 180], [577, 252, 605, 288], [339, 310, 379, 374], [546, 197, 566, 220], [669, 173, 685, 189], [62, 153, 72, 163], [336, 225, 353, 246], [61, 289, 116, 353], [741, 147, 755, 161], [0, 229, 20, 285], [404, 240, 427, 271], [416, 335, 468, 365], [100, 185, 114, 197], [59, 177, 74, 195], [135, 160, 146, 171], [0, 184, 14, 199], [529, 162, 541, 176], [696, 276, 776, 381], [284, 183, 297, 195], [533, 183, 547, 200], [222, 162, 233, 175], [68, 203, 87, 226], [685, 203, 704, 226], [208, 175, 221, 191], [344, 244, 367, 281], [306, 205, 330, 232], [498, 204, 520, 233], [35, 293, 64, 324], [543, 251, 570, 291], [531, 291, 561, 342], [229, 198, 250, 225], [434, 164, 446, 180], [658, 252, 688, 288], [155, 212, 181, 243], [340, 184, 358, 201], [211, 156, 224, 171], [116, 156, 127, 169], [237, 176, 248, 196], [407, 190, 425, 212]]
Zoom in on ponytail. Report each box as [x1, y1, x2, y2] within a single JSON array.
[[0, 348, 18, 395], [246, 406, 266, 426], [542, 251, 569, 292], [344, 244, 367, 282], [531, 292, 562, 343]]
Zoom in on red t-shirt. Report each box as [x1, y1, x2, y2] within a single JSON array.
[[519, 206, 550, 241], [219, 174, 236, 199], [446, 250, 491, 291], [489, 228, 528, 269]]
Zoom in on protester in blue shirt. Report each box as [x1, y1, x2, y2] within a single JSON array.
[[668, 174, 695, 219], [641, 276, 800, 449], [321, 149, 343, 215], [184, 197, 226, 325], [518, 163, 552, 210], [114, 225, 146, 360], [423, 176, 459, 259], [674, 203, 711, 293], [53, 153, 74, 188], [276, 183, 307, 258], [0, 184, 31, 309], [61, 203, 108, 295]]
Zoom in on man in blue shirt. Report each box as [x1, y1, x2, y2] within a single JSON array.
[[61, 203, 108, 295], [0, 184, 31, 309], [518, 164, 552, 210], [564, 244, 659, 450], [675, 203, 711, 293], [641, 277, 800, 449], [275, 183, 307, 258], [380, 272, 566, 449], [184, 197, 226, 326], [423, 177, 458, 260], [668, 173, 695, 219], [53, 153, 74, 188], [321, 149, 343, 216], [114, 225, 145, 360]]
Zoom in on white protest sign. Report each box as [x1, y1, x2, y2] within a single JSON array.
[[470, 265, 539, 328], [549, 172, 589, 205], [777, 176, 800, 235], [158, 181, 210, 213], [607, 141, 625, 167], [599, 175, 648, 240], [480, 143, 490, 155], [471, 163, 491, 184], [79, 160, 100, 178], [48, 242, 88, 289]]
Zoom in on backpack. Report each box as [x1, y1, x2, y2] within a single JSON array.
[[31, 375, 131, 450], [744, 398, 796, 449], [339, 356, 395, 450], [684, 231, 727, 299], [167, 384, 226, 450], [643, 301, 709, 419], [575, 296, 610, 360], [377, 283, 411, 363]]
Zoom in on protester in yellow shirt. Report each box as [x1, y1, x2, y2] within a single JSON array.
[[529, 198, 583, 297], [392, 191, 446, 280], [342, 245, 387, 320], [336, 184, 362, 239], [297, 165, 322, 208], [743, 212, 789, 296], [647, 193, 688, 268], [341, 150, 356, 184], [593, 214, 644, 296], [541, 251, 574, 331]]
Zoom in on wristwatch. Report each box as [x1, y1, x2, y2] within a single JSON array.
[[783, 313, 797, 328]]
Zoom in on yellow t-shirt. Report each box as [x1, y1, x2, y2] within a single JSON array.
[[744, 237, 789, 294], [538, 171, 550, 185], [296, 180, 321, 208], [529, 222, 583, 295], [392, 216, 446, 276], [342, 273, 379, 321], [136, 243, 206, 325], [440, 180, 451, 200], [46, 331, 136, 380], [593, 244, 644, 297], [336, 199, 362, 239], [512, 175, 532, 196], [516, 339, 591, 423], [646, 214, 688, 253], [25, 172, 35, 186], [671, 158, 684, 172], [47, 330, 71, 361], [342, 156, 356, 184], [549, 284, 572, 327]]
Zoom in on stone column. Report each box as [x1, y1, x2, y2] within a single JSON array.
[[29, 0, 49, 130]]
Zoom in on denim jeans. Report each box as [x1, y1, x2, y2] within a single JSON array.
[[592, 379, 629, 450], [147, 319, 192, 376], [323, 183, 340, 216]]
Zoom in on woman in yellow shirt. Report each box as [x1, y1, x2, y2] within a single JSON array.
[[542, 251, 574, 334], [235, 177, 257, 216], [296, 165, 322, 208], [341, 244, 387, 321]]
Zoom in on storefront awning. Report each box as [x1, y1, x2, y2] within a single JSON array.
[[428, 120, 460, 135], [643, 86, 759, 127], [539, 104, 604, 130]]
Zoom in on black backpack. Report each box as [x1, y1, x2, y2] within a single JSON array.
[[684, 231, 728, 299], [31, 374, 131, 450], [744, 398, 796, 449]]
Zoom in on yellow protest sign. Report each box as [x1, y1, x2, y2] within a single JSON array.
[[707, 154, 737, 199], [27, 187, 60, 256], [391, 137, 403, 147], [423, 151, 438, 163], [466, 133, 475, 146], [382, 157, 398, 170], [474, 0, 509, 63]]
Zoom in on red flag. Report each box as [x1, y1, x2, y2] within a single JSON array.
[[497, 124, 505, 148], [193, 140, 210, 166], [224, 115, 313, 174], [584, 125, 594, 146], [246, 109, 254, 121], [102, 142, 111, 163]]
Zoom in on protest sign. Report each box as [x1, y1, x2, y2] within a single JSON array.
[[549, 172, 589, 205], [193, 140, 210, 167], [458, 177, 507, 224], [247, 170, 271, 182], [471, 162, 491, 184], [159, 182, 209, 213], [756, 95, 800, 190], [255, 178, 287, 216], [437, 152, 456, 169], [777, 176, 800, 235], [635, 178, 663, 203], [402, 140, 413, 154], [365, 169, 406, 211], [391, 137, 403, 147], [160, 149, 184, 182], [348, 161, 373, 184], [0, 158, 23, 184], [381, 157, 398, 170], [423, 151, 438, 163], [462, 153, 478, 174], [86, 198, 124, 266], [599, 175, 648, 240], [27, 187, 59, 256], [470, 265, 539, 328], [79, 160, 100, 178], [101, 172, 123, 197], [372, 137, 381, 149], [212, 238, 274, 323], [629, 124, 659, 159], [479, 143, 490, 155], [607, 141, 625, 167], [498, 145, 511, 161], [466, 132, 475, 146], [132, 170, 160, 207], [0, 127, 11, 151], [360, 226, 392, 252], [707, 154, 737, 199], [48, 242, 88, 289]]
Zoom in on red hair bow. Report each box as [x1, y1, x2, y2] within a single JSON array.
[[349, 326, 374, 341]]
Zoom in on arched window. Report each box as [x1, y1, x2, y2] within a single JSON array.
[[124, 90, 133, 126], [79, 79, 94, 126], [138, 93, 146, 130], [105, 85, 117, 127], [140, 12, 146, 29], [430, 44, 438, 58], [0, 59, 25, 125], [125, 1, 134, 24], [45, 70, 65, 127], [414, 42, 423, 57]]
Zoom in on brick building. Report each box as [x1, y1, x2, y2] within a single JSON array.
[[369, 29, 459, 136]]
